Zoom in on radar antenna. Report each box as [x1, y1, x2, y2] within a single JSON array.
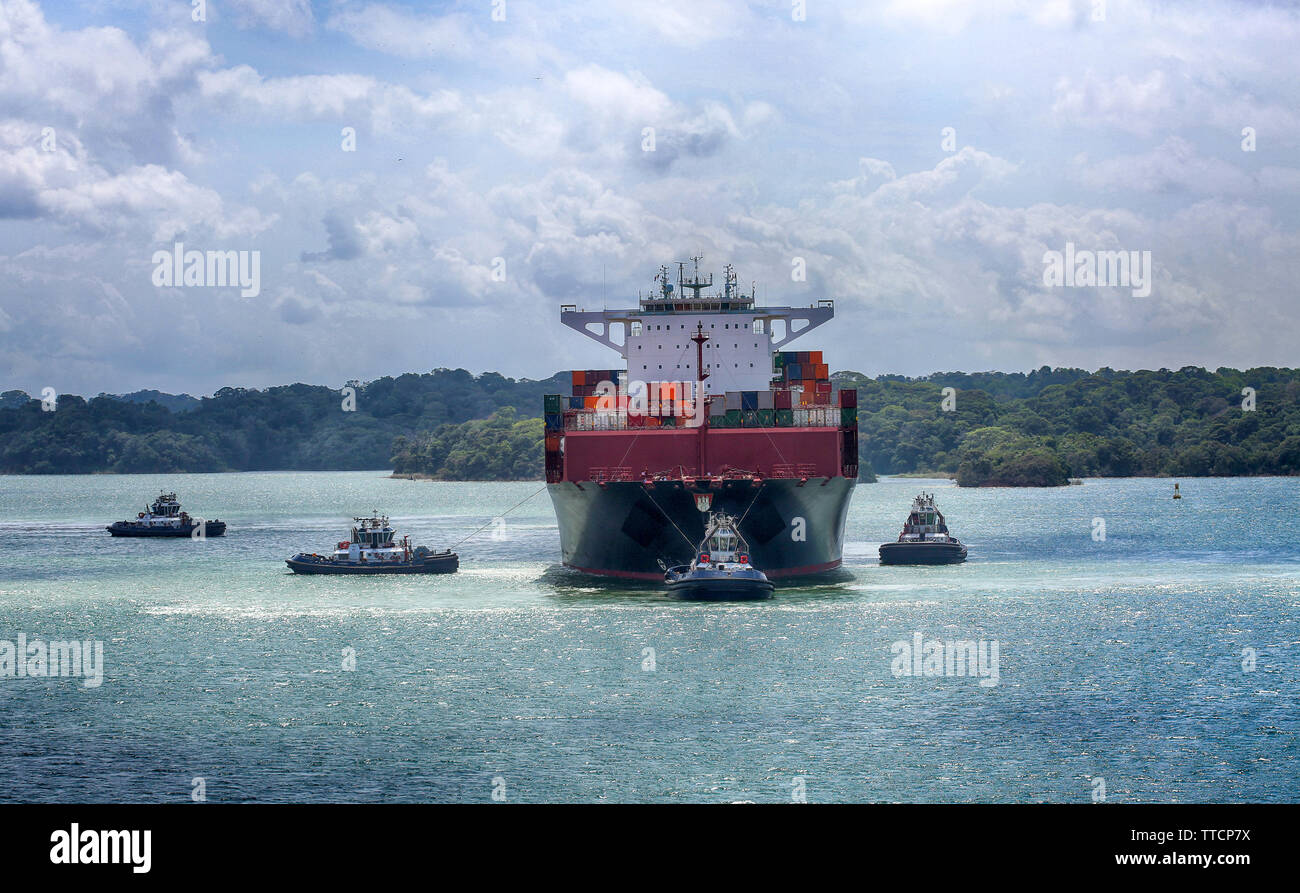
[[677, 255, 713, 299]]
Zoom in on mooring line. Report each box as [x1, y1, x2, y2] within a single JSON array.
[[451, 484, 548, 549]]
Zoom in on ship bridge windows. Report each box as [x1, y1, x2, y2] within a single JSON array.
[[707, 530, 736, 554]]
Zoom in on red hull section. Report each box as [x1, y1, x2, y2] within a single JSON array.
[[561, 426, 844, 481]]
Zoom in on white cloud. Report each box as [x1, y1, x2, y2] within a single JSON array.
[[0, 120, 273, 239], [1051, 71, 1173, 137], [226, 0, 315, 38], [325, 4, 474, 58], [197, 66, 463, 133]]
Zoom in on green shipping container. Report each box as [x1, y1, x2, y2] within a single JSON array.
[[841, 408, 858, 427], [709, 415, 728, 428], [756, 409, 775, 427], [544, 394, 562, 413], [741, 410, 759, 427], [773, 353, 787, 369], [775, 409, 794, 427], [725, 409, 742, 426]]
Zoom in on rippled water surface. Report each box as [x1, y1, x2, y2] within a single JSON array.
[[0, 472, 1296, 802]]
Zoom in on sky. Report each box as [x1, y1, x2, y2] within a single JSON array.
[[1, 0, 1298, 397]]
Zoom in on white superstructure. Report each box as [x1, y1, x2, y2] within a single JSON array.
[[560, 259, 834, 396]]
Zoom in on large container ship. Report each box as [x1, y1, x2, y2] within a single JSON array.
[[544, 260, 859, 580]]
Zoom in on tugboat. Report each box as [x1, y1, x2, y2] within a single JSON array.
[[878, 493, 967, 565], [664, 512, 774, 599], [107, 492, 226, 537], [286, 513, 458, 575]]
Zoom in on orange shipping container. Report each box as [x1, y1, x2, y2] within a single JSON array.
[[809, 350, 823, 365], [571, 370, 583, 387]]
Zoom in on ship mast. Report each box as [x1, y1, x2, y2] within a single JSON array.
[[691, 321, 710, 475], [678, 255, 712, 300], [690, 322, 709, 385]]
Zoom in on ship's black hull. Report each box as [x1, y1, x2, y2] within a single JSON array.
[[878, 541, 967, 565], [107, 521, 226, 537], [548, 477, 855, 580]]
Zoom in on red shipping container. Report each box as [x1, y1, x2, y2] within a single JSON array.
[[816, 380, 833, 393], [814, 390, 831, 405], [774, 389, 792, 410], [839, 388, 858, 408]]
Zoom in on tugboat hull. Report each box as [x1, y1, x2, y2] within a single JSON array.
[[107, 521, 227, 537], [878, 541, 967, 565], [285, 553, 459, 575], [666, 572, 774, 600]]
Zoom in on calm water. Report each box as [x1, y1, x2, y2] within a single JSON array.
[[0, 472, 1296, 803]]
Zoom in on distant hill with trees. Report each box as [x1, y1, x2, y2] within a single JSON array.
[[0, 370, 563, 474], [837, 366, 1300, 485]]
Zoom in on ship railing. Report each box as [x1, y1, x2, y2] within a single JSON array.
[[771, 463, 819, 479], [561, 408, 847, 431], [588, 466, 636, 482]]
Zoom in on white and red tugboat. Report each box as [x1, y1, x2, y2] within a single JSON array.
[[107, 492, 226, 537], [664, 512, 774, 599], [286, 514, 458, 575], [878, 493, 967, 565]]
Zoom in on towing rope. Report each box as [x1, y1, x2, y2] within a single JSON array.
[[450, 484, 548, 549], [639, 483, 699, 552]]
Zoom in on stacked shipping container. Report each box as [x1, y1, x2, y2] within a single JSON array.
[[772, 350, 833, 406], [549, 365, 858, 435]]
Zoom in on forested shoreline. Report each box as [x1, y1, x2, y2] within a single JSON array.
[[2, 365, 1298, 485]]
